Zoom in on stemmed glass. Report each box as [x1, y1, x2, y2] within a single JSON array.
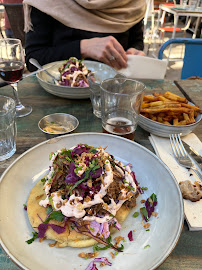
[[0, 38, 32, 117]]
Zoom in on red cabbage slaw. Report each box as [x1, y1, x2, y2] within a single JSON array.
[[37, 144, 138, 246], [26, 144, 156, 270], [58, 57, 89, 87]]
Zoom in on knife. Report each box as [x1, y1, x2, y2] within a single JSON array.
[[182, 140, 202, 171]]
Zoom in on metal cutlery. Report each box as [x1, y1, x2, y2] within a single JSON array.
[[169, 134, 202, 181], [29, 58, 59, 85], [181, 140, 202, 170]]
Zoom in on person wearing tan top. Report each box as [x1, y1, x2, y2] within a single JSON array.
[[23, 0, 146, 71]]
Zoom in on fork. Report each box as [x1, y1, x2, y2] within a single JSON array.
[[170, 134, 202, 181]]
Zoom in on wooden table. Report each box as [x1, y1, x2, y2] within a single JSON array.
[[0, 76, 202, 269]]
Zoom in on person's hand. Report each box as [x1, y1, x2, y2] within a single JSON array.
[[126, 48, 145, 56], [80, 36, 127, 70]]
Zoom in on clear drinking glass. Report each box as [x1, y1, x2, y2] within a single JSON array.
[[88, 69, 118, 118], [101, 78, 145, 141], [0, 95, 17, 161], [0, 38, 32, 117]]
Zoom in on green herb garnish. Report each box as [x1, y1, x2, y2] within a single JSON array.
[[46, 205, 52, 215], [71, 224, 76, 230], [44, 210, 64, 224], [144, 245, 150, 249], [140, 207, 149, 221], [141, 187, 148, 191], [93, 243, 112, 251], [133, 212, 139, 218], [127, 185, 135, 191], [26, 232, 38, 244], [41, 178, 46, 184], [69, 169, 90, 194], [150, 193, 157, 202], [48, 196, 55, 211]]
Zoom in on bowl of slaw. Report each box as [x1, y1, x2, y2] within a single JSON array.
[[36, 59, 120, 99]]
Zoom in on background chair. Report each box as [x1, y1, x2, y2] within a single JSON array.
[[2, 3, 25, 47], [158, 38, 202, 79]]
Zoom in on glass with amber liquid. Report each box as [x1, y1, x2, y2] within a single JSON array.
[[101, 78, 145, 141]]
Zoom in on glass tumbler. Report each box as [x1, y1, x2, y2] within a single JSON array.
[[88, 69, 118, 118], [101, 78, 145, 140], [0, 95, 17, 161]]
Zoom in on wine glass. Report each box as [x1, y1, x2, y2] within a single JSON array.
[[0, 38, 32, 117]]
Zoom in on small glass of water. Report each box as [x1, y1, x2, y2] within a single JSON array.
[[88, 68, 118, 118], [0, 95, 17, 161], [101, 78, 145, 141]]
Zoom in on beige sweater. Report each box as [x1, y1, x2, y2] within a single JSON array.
[[23, 0, 146, 33]]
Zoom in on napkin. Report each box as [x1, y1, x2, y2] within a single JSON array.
[[149, 133, 202, 231], [119, 55, 168, 80]]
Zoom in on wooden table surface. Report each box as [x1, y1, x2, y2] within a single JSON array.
[[0, 76, 202, 270]]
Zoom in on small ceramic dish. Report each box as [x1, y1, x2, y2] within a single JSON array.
[[38, 113, 79, 137]]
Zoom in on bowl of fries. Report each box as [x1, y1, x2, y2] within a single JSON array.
[[138, 91, 202, 137]]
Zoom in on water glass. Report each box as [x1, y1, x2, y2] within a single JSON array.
[[0, 96, 17, 161], [88, 69, 118, 118], [101, 78, 145, 140]]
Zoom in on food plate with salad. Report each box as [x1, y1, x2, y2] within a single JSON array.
[[36, 58, 118, 99], [0, 133, 184, 270]]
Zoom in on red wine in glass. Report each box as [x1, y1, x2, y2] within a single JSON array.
[[0, 61, 24, 83], [0, 38, 32, 117]]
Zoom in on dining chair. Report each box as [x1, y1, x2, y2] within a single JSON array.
[[158, 38, 202, 79]]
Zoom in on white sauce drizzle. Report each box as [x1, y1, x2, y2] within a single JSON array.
[[39, 147, 137, 223]]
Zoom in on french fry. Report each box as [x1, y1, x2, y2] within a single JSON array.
[[158, 96, 171, 102], [149, 101, 164, 107], [183, 113, 189, 121], [140, 107, 191, 114], [188, 110, 195, 123], [163, 91, 188, 104], [140, 91, 201, 126], [163, 121, 171, 125], [153, 92, 163, 97], [173, 118, 179, 125], [181, 103, 200, 111], [157, 116, 163, 122], [143, 96, 159, 102], [178, 120, 188, 125]]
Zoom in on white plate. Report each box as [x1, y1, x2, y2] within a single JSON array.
[[0, 133, 184, 270], [138, 102, 202, 137], [36, 60, 118, 99]]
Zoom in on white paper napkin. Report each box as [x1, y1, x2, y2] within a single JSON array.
[[119, 55, 168, 80], [149, 133, 202, 231]]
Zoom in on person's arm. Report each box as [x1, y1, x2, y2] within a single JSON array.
[[25, 8, 81, 71]]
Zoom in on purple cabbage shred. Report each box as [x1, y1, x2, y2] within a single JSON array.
[[37, 223, 66, 238], [85, 257, 112, 270]]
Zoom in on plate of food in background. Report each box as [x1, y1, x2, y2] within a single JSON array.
[[36, 57, 118, 99], [138, 91, 202, 137]]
